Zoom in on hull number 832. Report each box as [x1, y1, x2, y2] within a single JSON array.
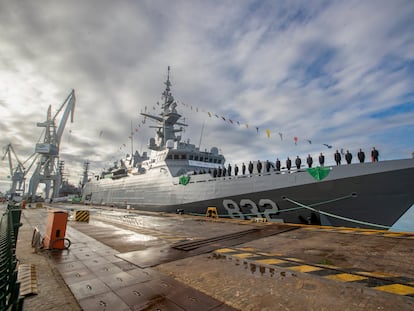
[[222, 199, 280, 220]]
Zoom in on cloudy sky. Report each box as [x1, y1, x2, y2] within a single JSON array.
[[1, 0, 413, 194]]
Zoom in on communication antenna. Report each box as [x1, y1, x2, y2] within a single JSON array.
[[198, 121, 205, 149], [130, 120, 134, 159]]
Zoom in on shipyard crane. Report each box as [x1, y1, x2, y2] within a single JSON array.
[[2, 143, 26, 197], [28, 89, 76, 201]]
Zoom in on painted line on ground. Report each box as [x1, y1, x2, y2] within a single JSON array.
[[300, 226, 414, 239], [213, 247, 414, 297]]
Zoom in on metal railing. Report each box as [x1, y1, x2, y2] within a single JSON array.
[[0, 202, 23, 311]]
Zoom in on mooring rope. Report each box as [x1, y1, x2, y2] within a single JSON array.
[[283, 196, 391, 229], [274, 193, 356, 213]]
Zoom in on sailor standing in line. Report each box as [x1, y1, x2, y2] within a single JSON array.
[[345, 150, 352, 164], [275, 158, 281, 171], [371, 147, 379, 162], [234, 164, 239, 176], [248, 161, 253, 174], [227, 164, 232, 176], [306, 154, 313, 168], [242, 163, 246, 175], [257, 160, 262, 174], [334, 150, 341, 165], [265, 160, 271, 173], [357, 149, 365, 163], [295, 156, 302, 169], [286, 157, 292, 171], [319, 153, 325, 166]]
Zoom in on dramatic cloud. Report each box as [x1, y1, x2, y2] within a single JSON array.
[[1, 0, 413, 193]]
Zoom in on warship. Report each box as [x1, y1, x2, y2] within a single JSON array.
[[82, 68, 414, 229]]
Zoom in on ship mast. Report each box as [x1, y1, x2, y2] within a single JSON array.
[[130, 120, 134, 164], [140, 67, 188, 151], [163, 67, 170, 147]]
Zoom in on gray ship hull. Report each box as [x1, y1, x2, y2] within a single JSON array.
[[82, 159, 414, 229]]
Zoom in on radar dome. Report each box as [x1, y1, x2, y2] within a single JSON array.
[[211, 147, 219, 155], [166, 139, 174, 149]]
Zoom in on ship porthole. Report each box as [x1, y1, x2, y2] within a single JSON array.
[[351, 192, 357, 197]]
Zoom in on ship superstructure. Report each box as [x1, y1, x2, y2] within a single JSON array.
[[136, 66, 225, 178]]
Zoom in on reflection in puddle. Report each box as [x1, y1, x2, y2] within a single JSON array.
[[92, 220, 158, 242], [125, 233, 157, 242]]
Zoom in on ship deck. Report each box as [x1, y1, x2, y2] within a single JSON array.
[[14, 202, 414, 310]]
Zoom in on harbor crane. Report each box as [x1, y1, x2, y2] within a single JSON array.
[[28, 89, 76, 201], [2, 143, 26, 197]]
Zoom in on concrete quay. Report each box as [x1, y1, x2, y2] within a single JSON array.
[[12, 203, 414, 310]]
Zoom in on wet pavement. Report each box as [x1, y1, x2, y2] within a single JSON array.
[[14, 203, 414, 310], [18, 205, 237, 310]]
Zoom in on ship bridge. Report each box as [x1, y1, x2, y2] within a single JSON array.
[[141, 139, 225, 177]]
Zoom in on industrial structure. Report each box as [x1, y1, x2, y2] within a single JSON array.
[[28, 90, 76, 201], [1, 143, 26, 197]]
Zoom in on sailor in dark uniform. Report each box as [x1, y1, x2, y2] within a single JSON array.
[[357, 149, 365, 163], [265, 160, 271, 172], [248, 161, 253, 174], [222, 166, 227, 176], [234, 164, 239, 176], [306, 154, 313, 168], [257, 160, 262, 174], [213, 168, 217, 178], [242, 163, 246, 175], [218, 167, 222, 177], [345, 150, 352, 164], [286, 157, 292, 171], [319, 153, 325, 166], [334, 150, 341, 165], [371, 147, 379, 162], [227, 164, 232, 176], [295, 156, 301, 169], [275, 158, 281, 171]]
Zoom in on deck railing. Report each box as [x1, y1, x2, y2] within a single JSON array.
[[0, 202, 23, 311]]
